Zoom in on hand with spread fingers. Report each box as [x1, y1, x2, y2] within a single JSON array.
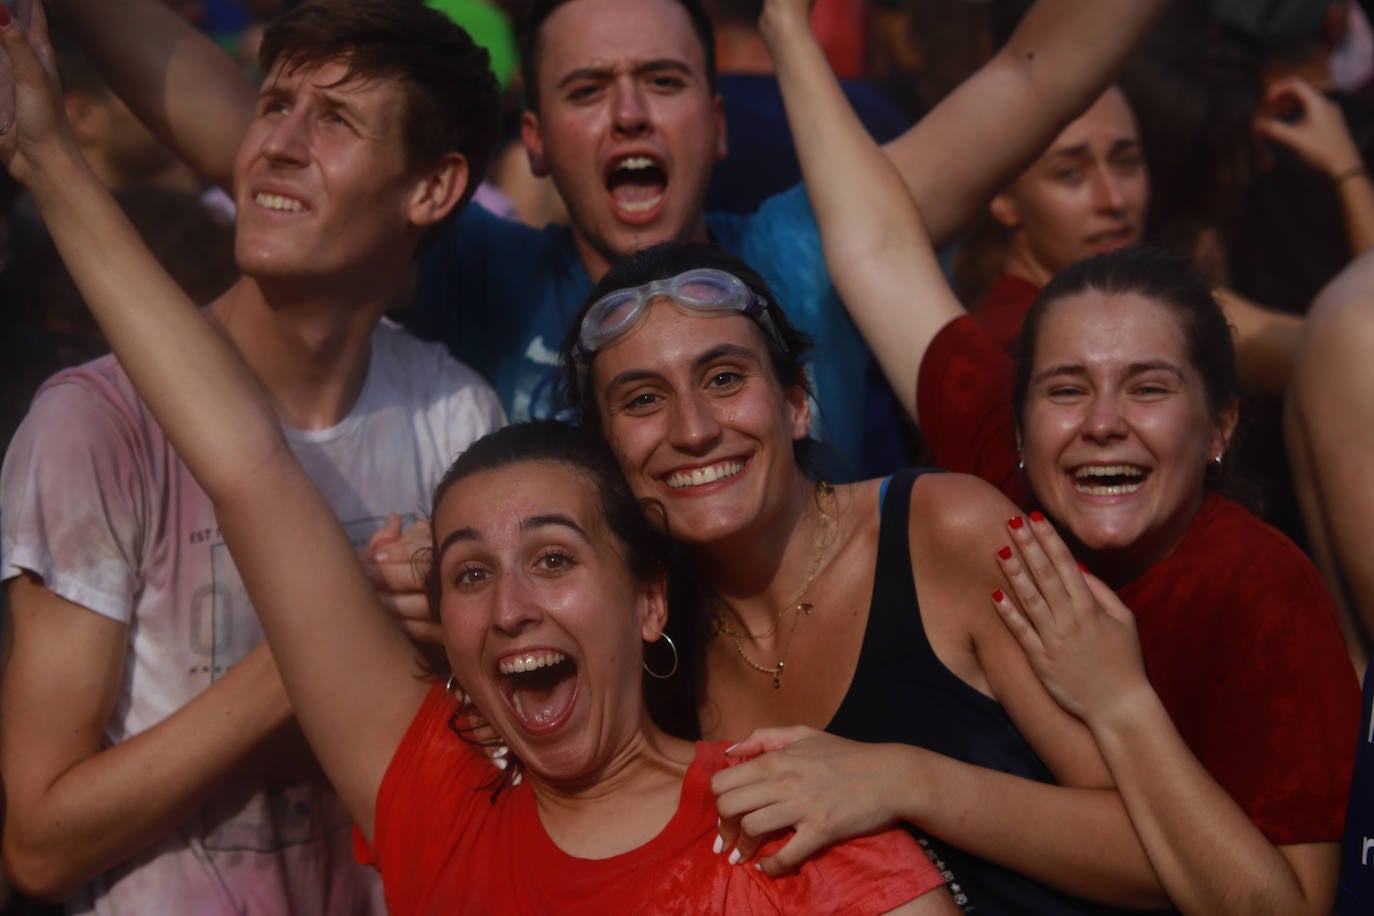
[[710, 726, 912, 877], [990, 513, 1152, 729], [362, 514, 440, 645]]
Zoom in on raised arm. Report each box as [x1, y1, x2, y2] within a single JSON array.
[[0, 8, 420, 840], [885, 0, 1165, 247], [47, 0, 253, 188], [1289, 246, 1374, 665], [761, 0, 961, 419]]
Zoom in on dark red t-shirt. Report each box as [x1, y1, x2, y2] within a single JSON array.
[[968, 273, 1041, 355], [356, 684, 946, 914], [918, 314, 1359, 844]]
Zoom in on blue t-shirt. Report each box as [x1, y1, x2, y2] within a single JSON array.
[[407, 184, 874, 480]]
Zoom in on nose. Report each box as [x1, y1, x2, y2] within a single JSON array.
[[492, 572, 542, 637], [1082, 392, 1128, 443], [1091, 166, 1127, 213], [259, 109, 310, 166], [611, 78, 650, 138], [667, 390, 723, 454]]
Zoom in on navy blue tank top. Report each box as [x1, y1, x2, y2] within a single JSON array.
[[826, 469, 1130, 915]]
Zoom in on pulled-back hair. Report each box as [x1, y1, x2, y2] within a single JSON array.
[[259, 0, 500, 221], [518, 0, 718, 112], [1013, 248, 1239, 492], [422, 422, 694, 785], [558, 241, 817, 470]]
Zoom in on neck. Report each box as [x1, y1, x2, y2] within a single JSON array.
[[572, 218, 711, 284], [208, 275, 388, 430], [694, 471, 823, 634], [1002, 237, 1054, 289], [529, 716, 694, 859], [714, 24, 775, 75]]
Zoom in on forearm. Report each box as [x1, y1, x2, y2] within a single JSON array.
[[885, 0, 1164, 246], [3, 646, 292, 900], [1214, 287, 1304, 395], [1086, 690, 1329, 915], [892, 744, 1167, 909], [48, 0, 253, 188], [762, 2, 956, 419], [1336, 171, 1374, 255]]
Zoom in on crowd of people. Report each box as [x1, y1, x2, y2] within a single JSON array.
[[0, 0, 1371, 914]]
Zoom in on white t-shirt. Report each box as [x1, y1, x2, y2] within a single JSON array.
[[1, 319, 504, 915]]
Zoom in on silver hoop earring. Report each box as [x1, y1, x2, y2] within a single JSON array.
[[1017, 455, 1025, 472], [444, 674, 460, 695], [643, 632, 679, 680]]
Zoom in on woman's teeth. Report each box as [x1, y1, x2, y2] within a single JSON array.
[[499, 651, 566, 675], [665, 460, 745, 490], [255, 192, 304, 212], [1073, 464, 1145, 495]]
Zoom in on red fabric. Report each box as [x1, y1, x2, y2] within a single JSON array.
[[356, 684, 945, 915], [969, 273, 1041, 355], [918, 315, 1359, 845], [810, 0, 868, 81]]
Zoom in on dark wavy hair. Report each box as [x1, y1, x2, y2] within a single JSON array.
[[420, 421, 684, 791], [260, 0, 500, 234]]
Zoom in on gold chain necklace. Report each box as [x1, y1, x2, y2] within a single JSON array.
[[711, 481, 834, 689]]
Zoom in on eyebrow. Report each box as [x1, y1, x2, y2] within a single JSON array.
[[434, 514, 592, 564], [1032, 360, 1186, 385], [602, 342, 761, 392], [556, 58, 695, 90]]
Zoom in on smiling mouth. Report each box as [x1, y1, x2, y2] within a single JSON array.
[[665, 459, 745, 490], [606, 155, 666, 215], [1073, 464, 1147, 495], [497, 650, 578, 733], [254, 192, 306, 213]]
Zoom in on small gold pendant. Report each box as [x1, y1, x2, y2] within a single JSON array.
[[772, 661, 784, 689]]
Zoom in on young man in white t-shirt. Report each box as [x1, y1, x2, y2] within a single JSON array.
[[0, 3, 504, 912]]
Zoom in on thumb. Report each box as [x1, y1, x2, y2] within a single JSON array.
[[725, 726, 811, 759], [367, 512, 405, 559]]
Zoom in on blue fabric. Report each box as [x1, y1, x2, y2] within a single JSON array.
[[708, 74, 909, 215], [1339, 665, 1374, 914], [407, 184, 874, 480]]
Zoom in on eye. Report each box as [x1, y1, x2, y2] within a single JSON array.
[[616, 389, 665, 415], [1045, 384, 1086, 401], [450, 563, 491, 590], [706, 370, 744, 391], [1052, 167, 1083, 184], [567, 82, 602, 102], [648, 74, 686, 92], [535, 550, 576, 573]]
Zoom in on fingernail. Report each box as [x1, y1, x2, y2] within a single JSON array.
[[724, 742, 739, 755], [728, 847, 742, 865], [713, 834, 723, 855], [754, 863, 763, 872], [1008, 515, 1024, 530], [998, 545, 1013, 560], [0, 4, 11, 27], [1077, 561, 1088, 573], [375, 549, 390, 562], [1029, 510, 1045, 523], [991, 588, 1005, 602]]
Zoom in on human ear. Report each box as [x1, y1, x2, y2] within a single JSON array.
[[989, 191, 1021, 229], [521, 110, 551, 177], [712, 94, 727, 162], [786, 384, 812, 442], [637, 577, 669, 642], [407, 152, 469, 228], [1210, 400, 1240, 462]]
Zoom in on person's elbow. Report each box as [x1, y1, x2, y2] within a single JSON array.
[[3, 824, 93, 903]]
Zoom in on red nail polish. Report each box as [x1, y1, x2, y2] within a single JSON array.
[[0, 4, 10, 26], [1077, 561, 1088, 573], [998, 545, 1013, 560], [992, 588, 1005, 603], [1029, 511, 1045, 523], [1008, 515, 1024, 530]]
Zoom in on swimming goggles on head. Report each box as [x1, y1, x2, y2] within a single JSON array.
[[573, 268, 784, 363]]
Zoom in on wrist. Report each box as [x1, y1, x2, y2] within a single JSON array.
[[1332, 164, 1367, 184], [1082, 681, 1165, 748]]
